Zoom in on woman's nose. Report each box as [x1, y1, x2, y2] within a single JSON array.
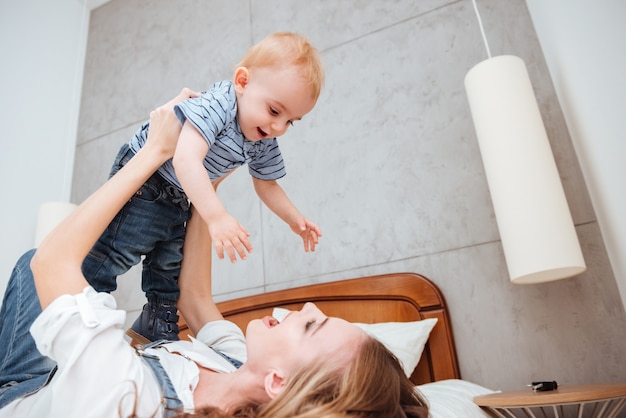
[[302, 302, 323, 315]]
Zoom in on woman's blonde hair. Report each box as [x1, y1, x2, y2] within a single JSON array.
[[177, 336, 429, 418], [236, 32, 324, 101]]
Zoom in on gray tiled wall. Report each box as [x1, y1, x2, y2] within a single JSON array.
[[72, 0, 626, 390]]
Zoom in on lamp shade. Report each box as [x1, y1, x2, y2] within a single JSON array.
[[34, 201, 78, 247], [464, 55, 586, 284]]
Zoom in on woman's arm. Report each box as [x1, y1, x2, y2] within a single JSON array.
[[177, 205, 224, 336], [31, 88, 198, 309]]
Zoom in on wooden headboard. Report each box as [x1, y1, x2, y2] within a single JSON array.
[[179, 272, 460, 385]]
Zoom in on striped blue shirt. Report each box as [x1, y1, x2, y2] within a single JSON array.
[[129, 80, 285, 191]]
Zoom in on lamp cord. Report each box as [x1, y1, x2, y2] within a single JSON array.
[[471, 0, 492, 58]]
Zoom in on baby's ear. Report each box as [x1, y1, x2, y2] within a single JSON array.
[[233, 67, 250, 93], [264, 369, 286, 399]]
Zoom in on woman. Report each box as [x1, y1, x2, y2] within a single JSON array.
[[0, 90, 428, 417]]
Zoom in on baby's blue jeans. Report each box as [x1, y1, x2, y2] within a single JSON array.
[[82, 144, 191, 305]]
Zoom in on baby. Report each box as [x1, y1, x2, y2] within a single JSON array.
[[82, 32, 324, 343]]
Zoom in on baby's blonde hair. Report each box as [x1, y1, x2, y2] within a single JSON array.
[[237, 32, 324, 101]]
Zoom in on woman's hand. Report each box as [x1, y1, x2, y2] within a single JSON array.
[[144, 88, 200, 159]]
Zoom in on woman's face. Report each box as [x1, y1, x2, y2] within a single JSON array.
[[245, 302, 366, 373]]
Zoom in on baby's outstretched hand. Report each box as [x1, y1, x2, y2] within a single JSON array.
[[291, 217, 322, 252], [207, 212, 253, 263]]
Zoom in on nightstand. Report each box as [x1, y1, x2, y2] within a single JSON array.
[[473, 383, 626, 417]]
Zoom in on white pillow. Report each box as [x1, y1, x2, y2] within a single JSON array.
[[353, 319, 437, 377], [271, 308, 437, 377]]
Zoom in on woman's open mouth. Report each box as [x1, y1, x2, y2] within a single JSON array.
[[262, 316, 279, 328]]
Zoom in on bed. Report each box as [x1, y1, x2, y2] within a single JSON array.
[[178, 272, 495, 417]]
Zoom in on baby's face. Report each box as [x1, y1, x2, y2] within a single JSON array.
[[234, 64, 317, 141]]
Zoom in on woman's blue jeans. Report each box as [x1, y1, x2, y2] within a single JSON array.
[[0, 249, 57, 408]]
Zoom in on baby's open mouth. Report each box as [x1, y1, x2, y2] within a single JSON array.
[[257, 127, 268, 138]]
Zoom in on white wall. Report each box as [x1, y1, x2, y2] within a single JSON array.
[[2, 0, 622, 310], [0, 0, 90, 296], [525, 0, 626, 308], [73, 0, 626, 389], [1, 0, 624, 390]]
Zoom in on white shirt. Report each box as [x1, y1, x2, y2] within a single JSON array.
[[0, 286, 247, 418]]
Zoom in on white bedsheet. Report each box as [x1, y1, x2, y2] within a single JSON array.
[[418, 379, 497, 418]]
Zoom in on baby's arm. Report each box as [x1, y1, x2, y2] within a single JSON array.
[[252, 177, 322, 252], [173, 122, 253, 262]]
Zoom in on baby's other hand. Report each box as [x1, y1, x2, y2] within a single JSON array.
[[291, 217, 322, 252]]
